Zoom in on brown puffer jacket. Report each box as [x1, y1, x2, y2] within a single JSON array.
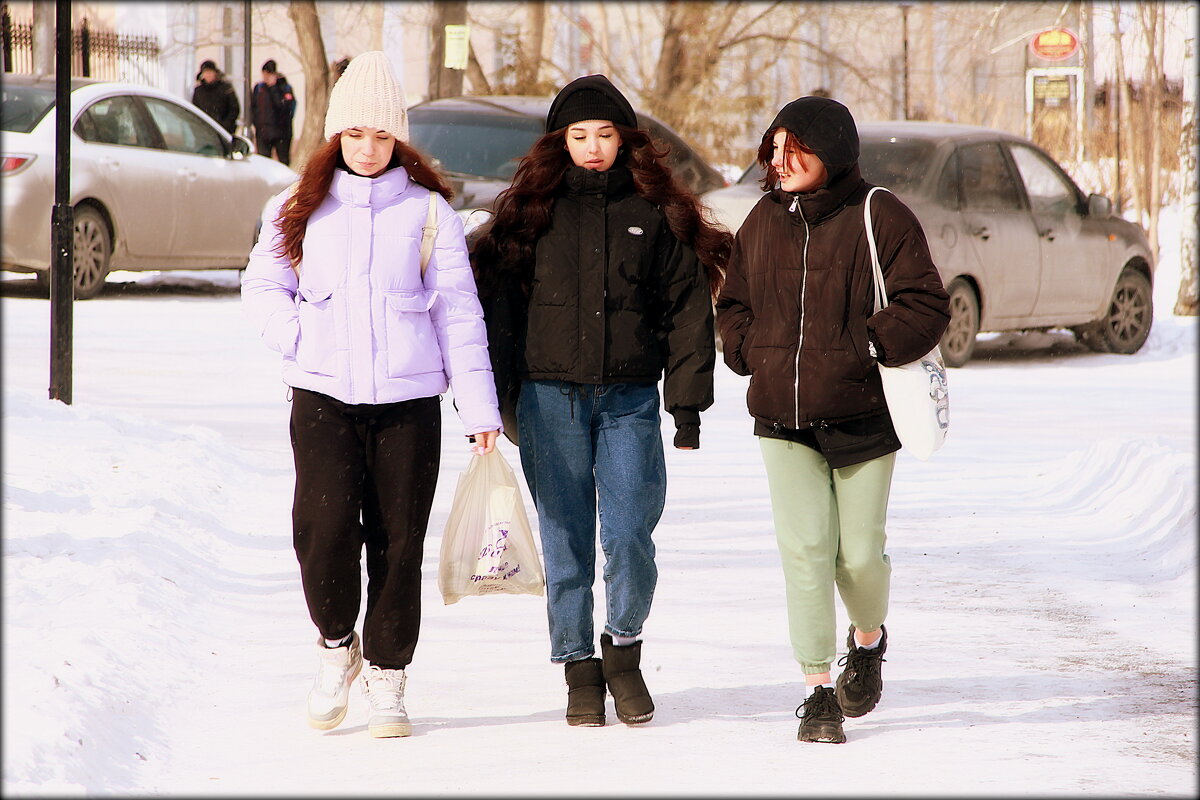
[[715, 164, 950, 430]]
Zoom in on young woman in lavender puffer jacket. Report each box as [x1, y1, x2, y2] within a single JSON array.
[[241, 51, 500, 740]]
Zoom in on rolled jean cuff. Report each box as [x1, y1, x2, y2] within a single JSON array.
[[549, 646, 595, 664], [802, 663, 833, 675]]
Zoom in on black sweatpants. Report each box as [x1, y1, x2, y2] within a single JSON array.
[[289, 388, 441, 667]]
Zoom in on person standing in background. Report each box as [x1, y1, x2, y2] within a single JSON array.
[[250, 59, 296, 165], [191, 59, 240, 135]]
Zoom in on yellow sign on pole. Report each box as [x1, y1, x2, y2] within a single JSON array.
[[444, 24, 469, 70]]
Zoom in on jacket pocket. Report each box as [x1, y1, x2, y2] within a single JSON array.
[[383, 290, 444, 377], [296, 285, 337, 377], [613, 228, 652, 285]]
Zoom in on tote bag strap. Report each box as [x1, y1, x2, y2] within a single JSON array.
[[419, 189, 439, 278], [863, 185, 892, 314]]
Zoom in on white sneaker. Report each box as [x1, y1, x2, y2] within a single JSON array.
[[361, 664, 412, 738], [306, 632, 362, 730]]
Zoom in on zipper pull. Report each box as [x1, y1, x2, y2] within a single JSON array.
[[789, 196, 799, 213]]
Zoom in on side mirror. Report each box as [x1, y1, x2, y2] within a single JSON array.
[[1087, 193, 1112, 218], [231, 135, 253, 160]]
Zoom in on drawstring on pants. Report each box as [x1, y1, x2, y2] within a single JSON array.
[[559, 383, 584, 421]]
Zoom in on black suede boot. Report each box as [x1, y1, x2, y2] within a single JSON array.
[[600, 633, 654, 724], [564, 657, 606, 726]]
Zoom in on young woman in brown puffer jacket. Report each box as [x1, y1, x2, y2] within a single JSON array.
[[715, 96, 949, 745]]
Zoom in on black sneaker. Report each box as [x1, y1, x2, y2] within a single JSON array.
[[835, 625, 887, 718], [796, 686, 846, 743]]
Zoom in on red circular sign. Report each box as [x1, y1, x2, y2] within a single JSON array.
[[1030, 28, 1079, 61]]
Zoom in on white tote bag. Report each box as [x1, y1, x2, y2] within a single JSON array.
[[438, 446, 545, 605], [864, 186, 949, 460]]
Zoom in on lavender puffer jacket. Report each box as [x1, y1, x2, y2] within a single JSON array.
[[241, 167, 501, 435]]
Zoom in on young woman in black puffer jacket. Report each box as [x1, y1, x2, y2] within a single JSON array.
[[470, 74, 731, 729]]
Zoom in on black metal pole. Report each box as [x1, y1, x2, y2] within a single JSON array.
[[243, 0, 251, 139], [49, 0, 73, 404], [901, 5, 911, 121]]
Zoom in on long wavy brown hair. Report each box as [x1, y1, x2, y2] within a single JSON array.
[[470, 125, 731, 299], [275, 134, 454, 270]]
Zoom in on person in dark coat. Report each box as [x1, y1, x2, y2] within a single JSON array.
[[715, 96, 950, 745], [250, 59, 296, 165], [470, 74, 732, 729], [191, 59, 240, 135]]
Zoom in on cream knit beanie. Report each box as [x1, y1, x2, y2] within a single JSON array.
[[323, 51, 408, 141]]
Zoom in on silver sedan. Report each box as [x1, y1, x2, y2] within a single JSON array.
[[702, 121, 1155, 366], [2, 76, 298, 298]]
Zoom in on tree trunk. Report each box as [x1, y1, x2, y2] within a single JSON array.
[[1176, 1, 1198, 316], [428, 1, 467, 100], [287, 1, 330, 169], [466, 40, 491, 95], [516, 1, 546, 91], [1113, 3, 1140, 225], [1139, 3, 1163, 261], [369, 3, 383, 52]]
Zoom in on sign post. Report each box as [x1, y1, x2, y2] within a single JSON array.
[[49, 0, 73, 405], [1025, 28, 1084, 163]]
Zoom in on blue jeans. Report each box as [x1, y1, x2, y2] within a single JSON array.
[[517, 380, 666, 663]]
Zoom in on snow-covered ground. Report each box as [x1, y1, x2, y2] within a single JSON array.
[[3, 208, 1196, 795]]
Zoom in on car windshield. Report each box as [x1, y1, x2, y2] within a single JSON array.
[[735, 137, 936, 193], [2, 85, 56, 133], [858, 138, 936, 191], [408, 109, 544, 180]]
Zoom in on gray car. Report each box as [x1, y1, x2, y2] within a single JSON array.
[[2, 76, 298, 298], [406, 94, 728, 223], [702, 121, 1155, 366]]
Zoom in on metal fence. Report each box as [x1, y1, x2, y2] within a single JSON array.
[[2, 5, 162, 86]]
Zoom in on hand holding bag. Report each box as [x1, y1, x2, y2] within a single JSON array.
[[864, 186, 949, 460], [438, 446, 545, 604]]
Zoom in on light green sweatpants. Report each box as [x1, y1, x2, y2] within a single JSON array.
[[758, 437, 896, 675]]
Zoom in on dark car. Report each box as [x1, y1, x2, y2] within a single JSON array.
[[702, 121, 1155, 366], [407, 94, 728, 222]]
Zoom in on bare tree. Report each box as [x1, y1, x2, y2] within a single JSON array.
[[1177, 1, 1198, 316], [518, 2, 547, 91], [1136, 1, 1165, 260], [429, 1, 467, 99], [288, 1, 331, 167]]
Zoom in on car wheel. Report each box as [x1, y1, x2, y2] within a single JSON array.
[[939, 278, 979, 368], [1076, 268, 1153, 355], [72, 205, 112, 299]]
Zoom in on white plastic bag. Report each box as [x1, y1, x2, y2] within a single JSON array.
[[438, 447, 545, 605]]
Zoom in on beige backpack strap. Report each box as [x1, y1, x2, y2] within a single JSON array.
[[419, 190, 439, 277]]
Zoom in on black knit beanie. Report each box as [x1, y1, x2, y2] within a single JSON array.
[[546, 74, 638, 133], [766, 96, 860, 171]]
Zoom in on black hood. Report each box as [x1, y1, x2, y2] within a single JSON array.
[[766, 96, 859, 177]]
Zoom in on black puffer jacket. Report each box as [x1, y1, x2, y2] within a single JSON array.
[[519, 165, 714, 433], [716, 164, 949, 433]]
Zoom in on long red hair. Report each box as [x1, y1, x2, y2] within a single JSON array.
[[471, 125, 730, 299], [275, 134, 454, 269]]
